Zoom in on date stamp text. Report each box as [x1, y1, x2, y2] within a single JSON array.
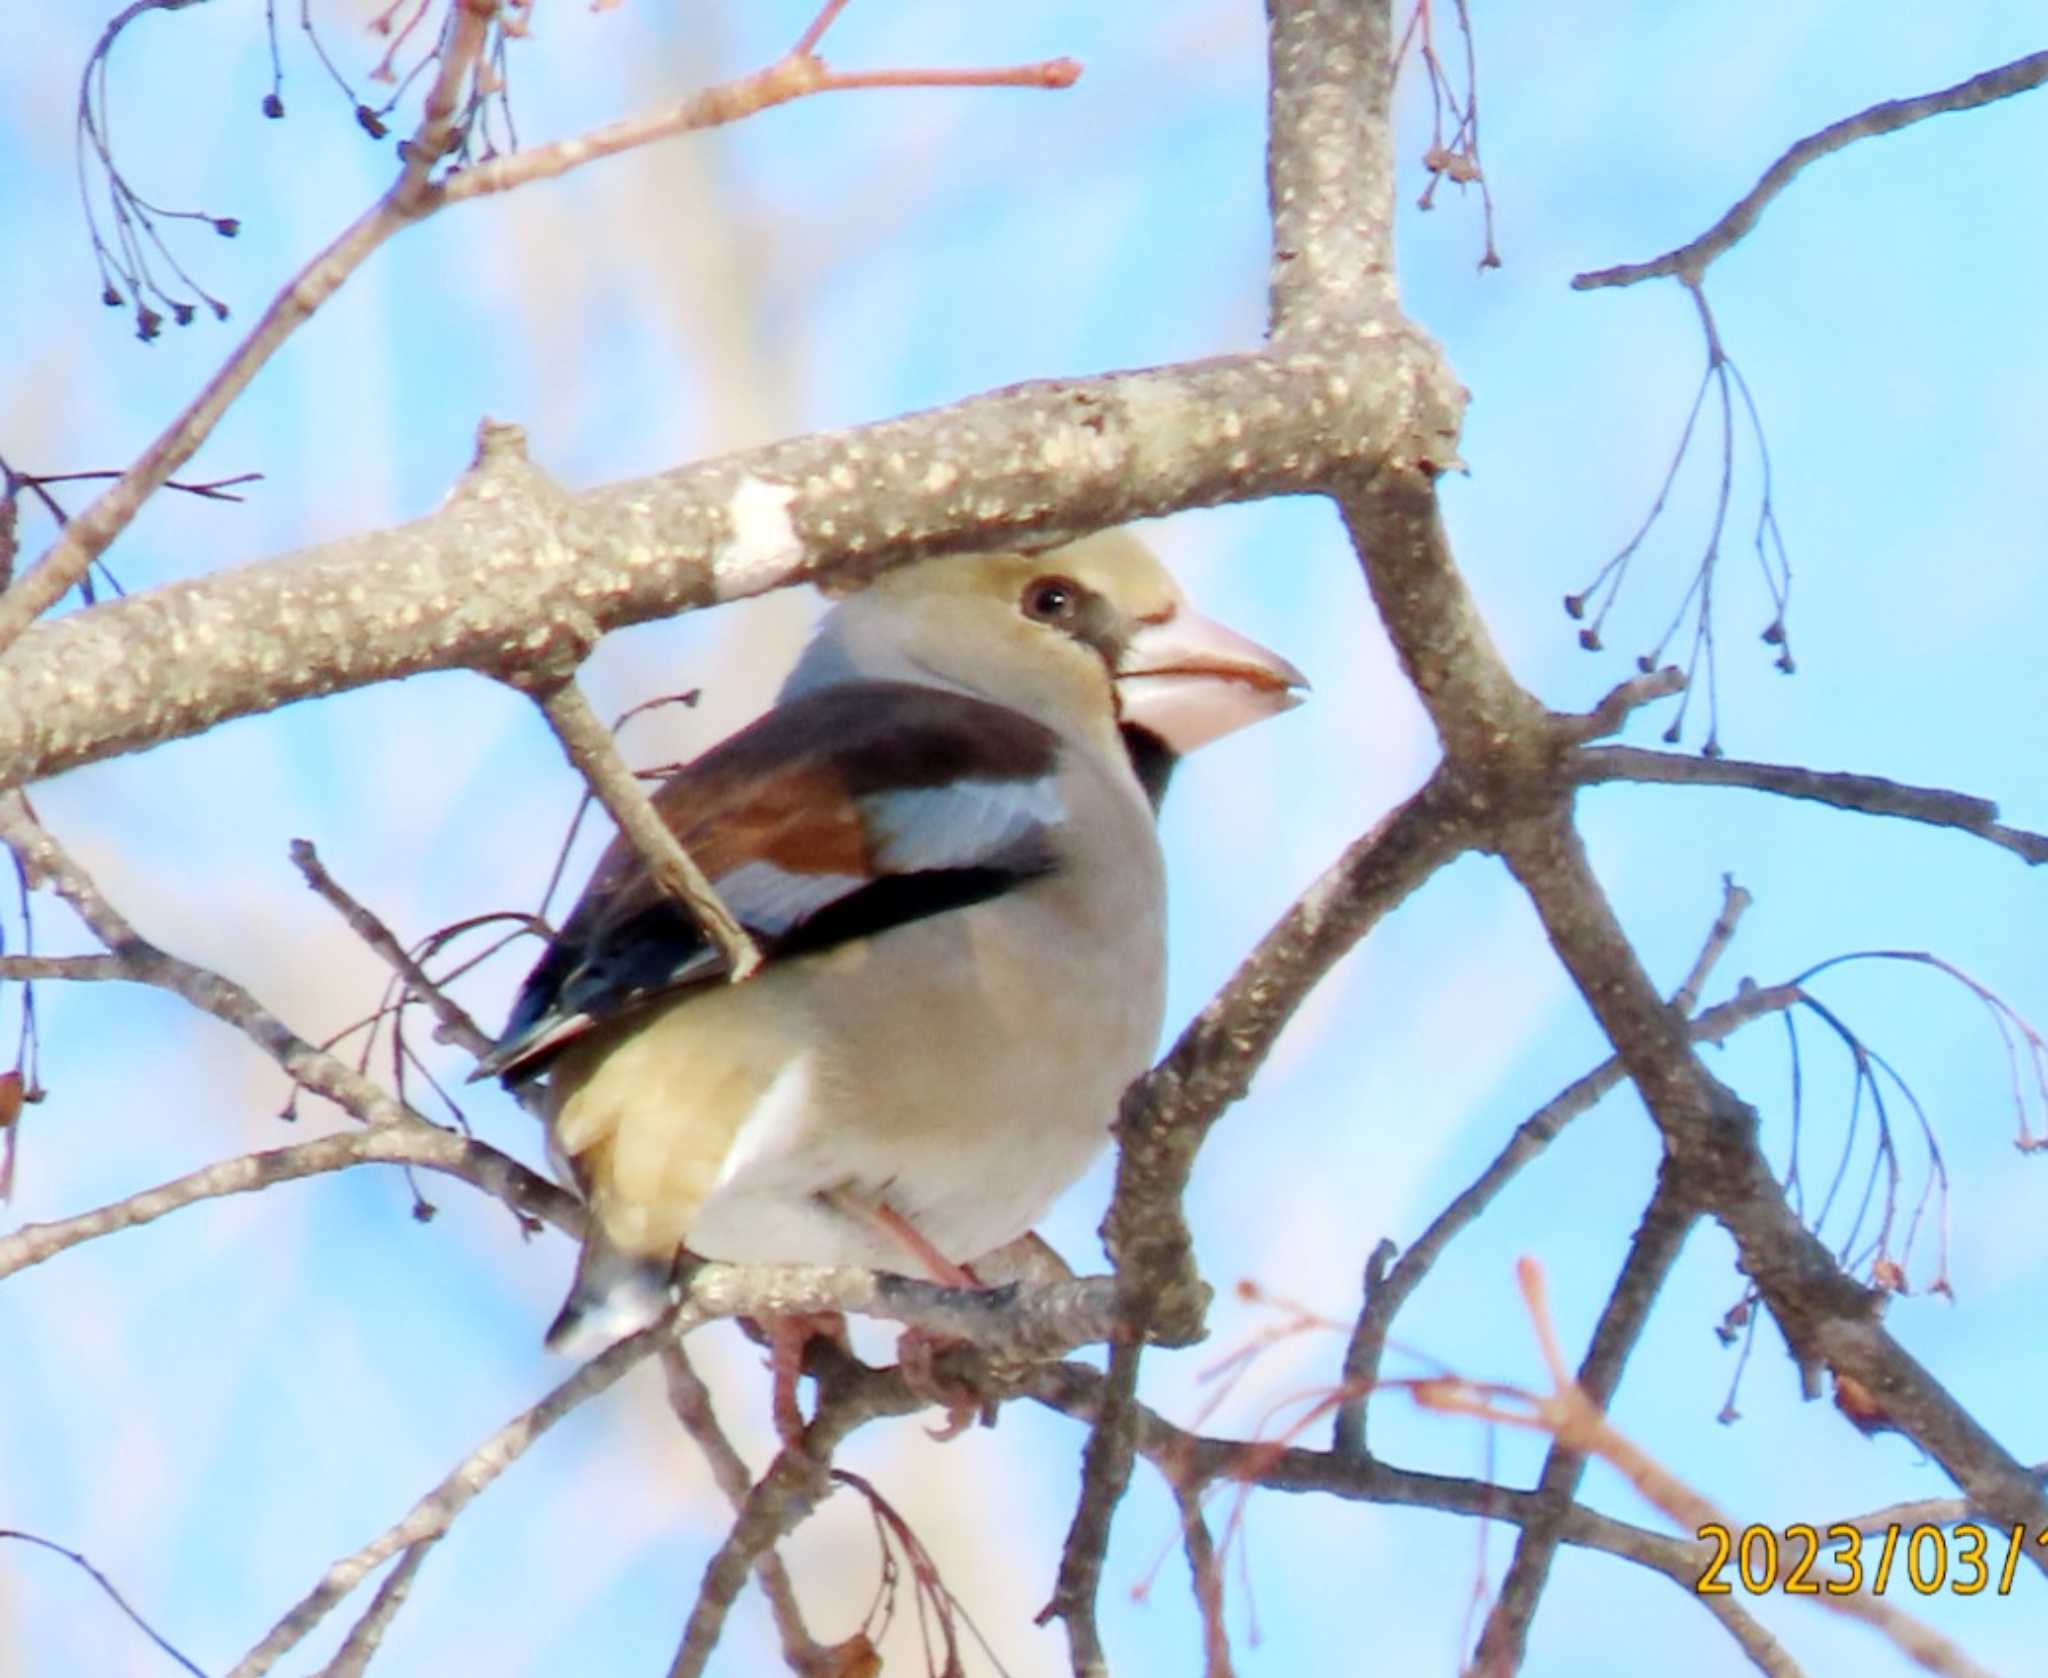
[[1696, 1523, 2048, 1596]]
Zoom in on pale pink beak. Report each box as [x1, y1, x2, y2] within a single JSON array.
[[1114, 608, 1308, 754]]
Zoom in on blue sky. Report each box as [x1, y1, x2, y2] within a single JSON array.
[[2, 4, 2044, 1675]]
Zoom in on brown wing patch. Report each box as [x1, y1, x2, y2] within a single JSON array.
[[557, 683, 1059, 946]]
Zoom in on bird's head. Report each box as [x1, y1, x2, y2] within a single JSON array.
[[785, 531, 1307, 788]]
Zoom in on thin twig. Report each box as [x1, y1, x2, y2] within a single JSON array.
[[1573, 50, 2048, 290], [1671, 875, 1753, 1016], [0, 8, 495, 652], [0, 953, 130, 981], [1039, 1336, 1143, 1672], [1469, 1174, 1700, 1674], [0, 8, 1078, 651], [659, 1343, 827, 1674], [1415, 1260, 2001, 1678], [0, 1125, 576, 1285], [1576, 745, 2048, 865], [432, 37, 1076, 211], [289, 837, 491, 1055], [1333, 977, 1801, 1454], [0, 1528, 206, 1678], [1020, 1360, 1803, 1678], [0, 792, 410, 1118], [1498, 808, 2048, 1564], [668, 1348, 924, 1678], [1834, 1464, 2048, 1536], [1171, 1480, 1235, 1678], [228, 1324, 667, 1678], [0, 794, 568, 1236], [534, 681, 763, 982]]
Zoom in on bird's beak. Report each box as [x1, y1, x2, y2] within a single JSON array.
[[1114, 608, 1309, 754]]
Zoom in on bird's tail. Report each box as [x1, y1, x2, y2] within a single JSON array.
[[545, 1232, 675, 1358]]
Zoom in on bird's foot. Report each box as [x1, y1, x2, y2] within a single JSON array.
[[751, 1310, 848, 1446], [896, 1327, 993, 1441]]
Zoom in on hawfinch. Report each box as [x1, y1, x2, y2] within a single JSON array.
[[478, 531, 1306, 1357]]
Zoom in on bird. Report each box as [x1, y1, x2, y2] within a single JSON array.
[[476, 529, 1307, 1369]]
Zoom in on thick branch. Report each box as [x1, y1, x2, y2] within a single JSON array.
[[1574, 50, 2048, 290], [1035, 10, 1473, 1658], [1336, 469, 1543, 765], [676, 1261, 1128, 1363], [1265, 0, 1401, 335], [1577, 745, 2048, 865], [1107, 777, 1476, 1343], [0, 344, 1430, 793], [1046, 779, 1474, 1674]]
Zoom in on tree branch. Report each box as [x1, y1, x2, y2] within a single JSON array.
[[1419, 1262, 2000, 1678], [1170, 1478, 1234, 1678], [0, 5, 496, 653], [0, 1125, 576, 1285], [0, 953, 129, 982], [1040, 1336, 1142, 1675], [1573, 49, 2048, 290], [289, 837, 492, 1057], [432, 15, 1077, 211], [658, 1343, 826, 1675], [311, 1542, 429, 1678], [0, 793, 571, 1240], [0, 793, 416, 1124], [228, 1322, 664, 1678], [674, 1260, 1129, 1364], [1471, 1171, 1699, 1674], [0, 4, 1078, 656], [1334, 975, 1800, 1456], [1497, 808, 2048, 1566], [0, 335, 1440, 794], [1576, 745, 2048, 865], [1833, 1463, 2048, 1536], [668, 1347, 922, 1678], [535, 680, 762, 982], [1109, 779, 1476, 1343], [1035, 4, 1461, 1661], [1021, 1360, 1805, 1678]]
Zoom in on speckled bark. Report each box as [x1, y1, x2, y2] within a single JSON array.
[[0, 346, 1434, 790]]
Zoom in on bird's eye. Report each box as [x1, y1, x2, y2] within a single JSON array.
[[1021, 575, 1082, 624]]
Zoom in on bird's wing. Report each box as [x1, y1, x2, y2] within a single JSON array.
[[476, 682, 1067, 1083]]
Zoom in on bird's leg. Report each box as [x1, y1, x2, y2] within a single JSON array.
[[817, 1189, 998, 1437], [866, 1199, 982, 1289], [742, 1310, 848, 1446]]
